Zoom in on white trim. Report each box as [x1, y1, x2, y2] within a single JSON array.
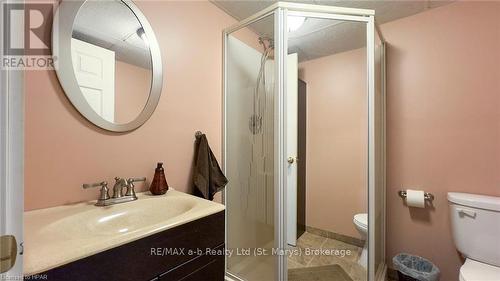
[[275, 8, 287, 281], [367, 15, 376, 281], [0, 40, 7, 240], [277, 1, 374, 16], [0, 0, 25, 278], [381, 41, 387, 269], [287, 10, 370, 22], [221, 28, 228, 278], [0, 17, 25, 281]]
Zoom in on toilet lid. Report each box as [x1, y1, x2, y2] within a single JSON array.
[[460, 259, 500, 281], [353, 213, 367, 228]]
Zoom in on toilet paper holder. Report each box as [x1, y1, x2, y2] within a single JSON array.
[[398, 190, 434, 201]]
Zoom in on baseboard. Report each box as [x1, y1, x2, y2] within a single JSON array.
[[306, 225, 365, 248], [376, 262, 387, 281]]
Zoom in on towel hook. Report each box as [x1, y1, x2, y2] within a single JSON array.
[[195, 131, 203, 139]]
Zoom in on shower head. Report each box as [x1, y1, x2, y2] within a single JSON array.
[[258, 37, 274, 50]]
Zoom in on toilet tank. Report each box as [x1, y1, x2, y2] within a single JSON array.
[[448, 192, 500, 267]]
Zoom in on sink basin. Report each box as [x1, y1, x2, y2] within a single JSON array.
[[84, 197, 195, 235], [42, 196, 196, 237], [24, 190, 225, 275]]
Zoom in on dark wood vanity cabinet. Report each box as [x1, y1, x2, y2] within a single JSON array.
[[156, 244, 225, 281], [29, 211, 225, 281]]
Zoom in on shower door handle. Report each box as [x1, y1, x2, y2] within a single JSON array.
[[287, 157, 297, 164]]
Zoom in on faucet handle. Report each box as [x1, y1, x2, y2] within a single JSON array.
[[83, 181, 107, 189], [125, 177, 146, 197], [83, 181, 110, 204], [127, 177, 146, 184]]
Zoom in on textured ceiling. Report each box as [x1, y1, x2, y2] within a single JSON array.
[[212, 0, 452, 61], [72, 0, 151, 69]]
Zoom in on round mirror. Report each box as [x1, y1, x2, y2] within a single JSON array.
[[53, 0, 162, 132]]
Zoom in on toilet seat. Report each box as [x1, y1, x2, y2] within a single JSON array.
[[460, 259, 500, 281], [353, 213, 367, 231]]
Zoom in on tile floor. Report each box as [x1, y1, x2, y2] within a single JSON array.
[[288, 232, 367, 281]]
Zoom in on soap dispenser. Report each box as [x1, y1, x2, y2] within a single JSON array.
[[150, 162, 169, 195]]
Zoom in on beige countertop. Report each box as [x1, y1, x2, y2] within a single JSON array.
[[24, 189, 225, 276]]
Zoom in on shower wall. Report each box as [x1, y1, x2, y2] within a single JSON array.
[[225, 31, 276, 280], [226, 34, 275, 242]]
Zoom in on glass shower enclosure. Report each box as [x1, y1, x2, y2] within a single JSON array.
[[222, 2, 386, 281]]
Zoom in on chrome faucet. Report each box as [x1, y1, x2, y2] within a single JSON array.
[[112, 177, 127, 199], [83, 177, 146, 207]]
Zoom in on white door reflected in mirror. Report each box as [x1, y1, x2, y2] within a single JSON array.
[[71, 38, 115, 123]]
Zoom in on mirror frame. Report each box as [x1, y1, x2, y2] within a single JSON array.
[[52, 0, 163, 132]]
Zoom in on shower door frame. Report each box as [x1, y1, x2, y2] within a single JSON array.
[[222, 2, 385, 281]]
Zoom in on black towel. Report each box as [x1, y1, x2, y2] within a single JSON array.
[[193, 134, 228, 200]]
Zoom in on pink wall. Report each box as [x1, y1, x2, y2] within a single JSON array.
[[114, 60, 151, 124], [25, 1, 256, 210], [299, 48, 367, 239], [382, 2, 500, 280]]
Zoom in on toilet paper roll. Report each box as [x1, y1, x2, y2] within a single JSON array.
[[406, 189, 425, 208]]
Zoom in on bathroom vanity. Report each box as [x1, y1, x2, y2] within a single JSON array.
[[24, 190, 225, 281]]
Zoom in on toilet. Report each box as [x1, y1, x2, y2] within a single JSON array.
[[448, 192, 500, 281], [353, 213, 368, 269]]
